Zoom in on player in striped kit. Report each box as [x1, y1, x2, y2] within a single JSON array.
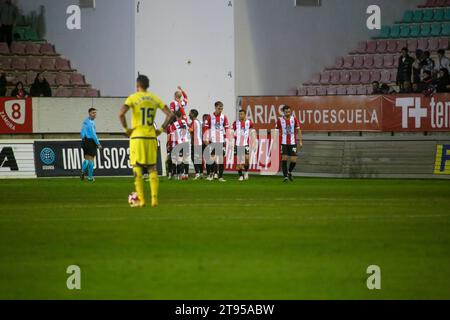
[[169, 86, 188, 120], [232, 109, 255, 181], [166, 120, 176, 179], [169, 110, 191, 180], [203, 101, 229, 182], [189, 109, 204, 180], [276, 105, 302, 182]]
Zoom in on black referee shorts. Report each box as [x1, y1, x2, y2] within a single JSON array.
[[82, 138, 98, 157]]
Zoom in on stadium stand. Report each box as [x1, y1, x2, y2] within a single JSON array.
[[0, 40, 100, 97], [298, 1, 450, 95]]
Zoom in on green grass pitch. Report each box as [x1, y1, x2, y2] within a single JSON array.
[[0, 176, 449, 299]]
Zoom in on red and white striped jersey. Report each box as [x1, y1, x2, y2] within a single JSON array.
[[170, 119, 190, 145], [166, 124, 176, 148], [189, 119, 203, 146], [276, 116, 300, 145], [204, 113, 229, 143], [233, 119, 253, 147], [169, 91, 188, 119]]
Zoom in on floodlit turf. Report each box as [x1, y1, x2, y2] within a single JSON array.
[[0, 176, 449, 299]]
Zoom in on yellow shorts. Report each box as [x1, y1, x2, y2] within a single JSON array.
[[130, 137, 158, 166]]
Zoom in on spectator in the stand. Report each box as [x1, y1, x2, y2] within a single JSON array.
[[397, 48, 414, 91], [434, 49, 450, 74], [412, 49, 424, 84], [421, 51, 435, 74], [10, 81, 29, 98], [0, 0, 18, 47], [371, 81, 383, 94], [418, 70, 435, 95], [400, 81, 412, 93], [436, 68, 450, 93], [0, 71, 7, 96], [380, 83, 395, 94], [30, 73, 52, 97], [412, 82, 421, 93]]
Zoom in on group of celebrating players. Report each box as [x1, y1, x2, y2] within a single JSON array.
[[81, 74, 302, 208]]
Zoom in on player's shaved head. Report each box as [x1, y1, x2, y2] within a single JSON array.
[[174, 110, 183, 119], [174, 90, 182, 99], [136, 75, 149, 90]]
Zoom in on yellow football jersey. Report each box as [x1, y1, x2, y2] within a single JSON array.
[[124, 91, 165, 138]]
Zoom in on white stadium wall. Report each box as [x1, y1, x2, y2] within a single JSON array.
[[134, 0, 235, 124], [235, 0, 423, 96]]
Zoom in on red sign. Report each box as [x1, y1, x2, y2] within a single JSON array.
[[240, 94, 450, 132], [0, 98, 33, 134]]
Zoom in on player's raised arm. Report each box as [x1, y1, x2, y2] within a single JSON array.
[[118, 104, 133, 137]]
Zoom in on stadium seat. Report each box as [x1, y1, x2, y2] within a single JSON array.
[[420, 24, 432, 37], [26, 72, 37, 85], [439, 37, 449, 49], [387, 40, 398, 53], [383, 55, 395, 68], [436, 0, 446, 6], [363, 55, 374, 68], [422, 9, 434, 22], [417, 38, 429, 51], [380, 69, 391, 83], [366, 41, 377, 54], [14, 73, 26, 85], [326, 86, 337, 95], [390, 69, 397, 82], [333, 57, 344, 69], [377, 26, 391, 38], [413, 10, 424, 23], [360, 70, 371, 84], [376, 40, 388, 53], [11, 57, 26, 70], [397, 39, 407, 52], [306, 87, 317, 96], [56, 73, 71, 86], [0, 42, 9, 54], [55, 58, 71, 71], [343, 56, 354, 69], [350, 71, 360, 84], [374, 55, 384, 68], [85, 88, 99, 97], [44, 73, 57, 86], [54, 86, 72, 97], [25, 43, 41, 55], [71, 88, 86, 97], [10, 42, 26, 55], [390, 25, 401, 38], [70, 73, 85, 86], [330, 71, 340, 84], [352, 41, 367, 54], [409, 25, 421, 37], [26, 57, 41, 70], [441, 23, 450, 36], [431, 23, 442, 36], [418, 0, 436, 8], [370, 70, 381, 82], [316, 86, 327, 96], [297, 87, 306, 96], [399, 25, 410, 38], [339, 71, 350, 84], [357, 86, 367, 95], [445, 8, 450, 21], [429, 37, 440, 50], [0, 57, 11, 70], [41, 58, 56, 71], [407, 39, 418, 52], [434, 8, 445, 21], [402, 11, 414, 23], [367, 85, 374, 95], [336, 86, 347, 95], [310, 73, 321, 85], [347, 86, 357, 95], [353, 55, 364, 69], [40, 43, 56, 55]]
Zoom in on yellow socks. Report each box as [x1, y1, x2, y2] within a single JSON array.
[[133, 167, 145, 206], [149, 170, 159, 207]]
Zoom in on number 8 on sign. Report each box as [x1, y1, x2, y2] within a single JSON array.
[[4, 100, 26, 125]]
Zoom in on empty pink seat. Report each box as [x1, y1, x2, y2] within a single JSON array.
[[417, 38, 429, 51], [363, 55, 374, 68], [336, 86, 346, 95], [55, 58, 71, 71], [310, 73, 321, 85], [70, 73, 85, 85], [429, 38, 440, 51], [320, 72, 330, 85], [44, 73, 56, 86], [54, 87, 72, 97], [11, 57, 26, 70], [330, 71, 340, 84], [14, 73, 27, 85], [10, 42, 26, 55], [352, 41, 367, 54], [339, 71, 350, 84], [0, 57, 11, 69], [376, 40, 388, 53], [71, 88, 86, 97], [380, 70, 391, 83], [357, 86, 367, 95], [25, 43, 41, 55], [347, 86, 357, 95], [26, 72, 37, 85], [350, 71, 360, 84], [85, 88, 99, 97], [370, 70, 381, 82], [387, 40, 398, 53], [41, 58, 56, 70], [367, 86, 374, 95], [56, 73, 71, 86], [374, 55, 384, 69], [366, 41, 377, 54], [383, 55, 395, 68], [334, 57, 344, 69], [297, 87, 307, 96], [306, 87, 317, 96], [360, 70, 371, 84], [343, 56, 354, 69], [316, 86, 327, 96], [407, 39, 418, 52], [326, 86, 337, 95], [390, 69, 397, 83], [353, 55, 364, 69], [26, 57, 41, 70], [439, 38, 449, 50], [0, 42, 9, 54], [40, 43, 55, 55], [397, 40, 407, 52]]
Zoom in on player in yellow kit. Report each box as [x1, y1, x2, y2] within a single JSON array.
[[118, 75, 174, 207]]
